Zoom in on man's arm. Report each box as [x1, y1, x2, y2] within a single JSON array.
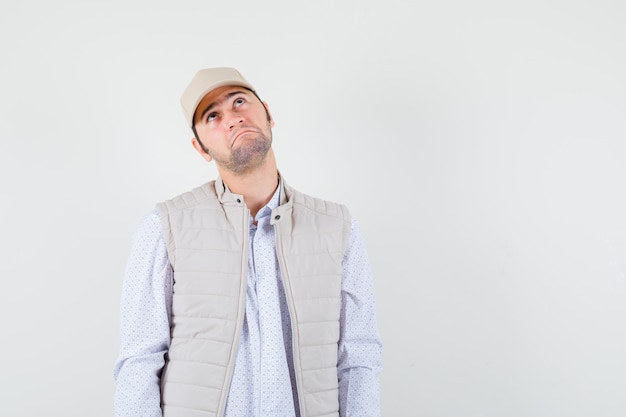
[[337, 218, 383, 416], [113, 210, 172, 417]]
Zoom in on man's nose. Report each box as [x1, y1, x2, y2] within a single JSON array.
[[226, 113, 244, 129]]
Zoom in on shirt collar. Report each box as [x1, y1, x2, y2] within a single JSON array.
[[255, 180, 281, 221]]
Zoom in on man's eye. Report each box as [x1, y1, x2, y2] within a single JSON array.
[[234, 98, 245, 107], [207, 113, 218, 122]]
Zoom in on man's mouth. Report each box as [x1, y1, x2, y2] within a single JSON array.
[[231, 128, 257, 146]]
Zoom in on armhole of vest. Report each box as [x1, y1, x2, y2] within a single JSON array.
[[340, 203, 352, 256], [156, 201, 176, 268]]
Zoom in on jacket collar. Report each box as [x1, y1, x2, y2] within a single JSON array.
[[213, 172, 294, 215]]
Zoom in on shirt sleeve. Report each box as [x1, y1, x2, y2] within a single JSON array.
[[113, 209, 173, 417], [337, 218, 383, 417]]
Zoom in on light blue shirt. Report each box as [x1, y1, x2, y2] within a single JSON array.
[[114, 187, 382, 416]]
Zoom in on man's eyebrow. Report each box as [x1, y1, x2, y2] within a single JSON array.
[[198, 90, 248, 122]]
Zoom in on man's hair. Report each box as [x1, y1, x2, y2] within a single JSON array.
[[192, 88, 269, 143]]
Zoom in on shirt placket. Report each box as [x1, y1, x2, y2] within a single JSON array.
[[254, 213, 294, 416]]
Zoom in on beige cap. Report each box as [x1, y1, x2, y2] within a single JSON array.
[[180, 67, 255, 127]]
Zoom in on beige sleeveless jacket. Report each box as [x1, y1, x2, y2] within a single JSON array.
[[156, 177, 351, 417]]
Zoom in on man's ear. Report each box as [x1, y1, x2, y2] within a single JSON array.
[[263, 101, 275, 128], [192, 137, 213, 163]]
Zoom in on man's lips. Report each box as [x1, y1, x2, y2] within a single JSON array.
[[230, 127, 257, 146]]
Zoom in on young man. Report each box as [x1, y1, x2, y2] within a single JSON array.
[[114, 67, 382, 417]]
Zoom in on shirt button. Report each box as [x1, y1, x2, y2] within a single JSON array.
[[274, 215, 281, 221], [236, 198, 241, 203]]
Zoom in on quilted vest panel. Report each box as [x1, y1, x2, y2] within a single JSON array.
[[157, 178, 351, 417]]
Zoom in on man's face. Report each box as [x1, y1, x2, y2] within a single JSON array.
[[192, 85, 275, 175]]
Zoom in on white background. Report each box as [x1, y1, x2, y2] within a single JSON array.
[[1, 0, 625, 416]]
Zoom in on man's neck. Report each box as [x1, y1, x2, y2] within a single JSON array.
[[219, 151, 279, 219]]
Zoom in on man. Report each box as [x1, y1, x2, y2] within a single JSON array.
[[114, 67, 382, 417]]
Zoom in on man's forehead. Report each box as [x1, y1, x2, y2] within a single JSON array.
[[198, 86, 252, 107], [194, 86, 253, 122]]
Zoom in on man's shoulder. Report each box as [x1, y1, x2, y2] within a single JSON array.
[[286, 184, 351, 221], [159, 181, 218, 211]]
